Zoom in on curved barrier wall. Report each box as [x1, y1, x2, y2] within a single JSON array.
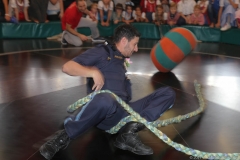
[[0, 22, 239, 45]]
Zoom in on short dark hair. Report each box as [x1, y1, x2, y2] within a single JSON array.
[[115, 3, 123, 10], [135, 5, 141, 11], [76, 0, 85, 3], [113, 24, 140, 43], [125, 4, 133, 10]]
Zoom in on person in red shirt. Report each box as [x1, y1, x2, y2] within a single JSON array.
[[140, 0, 161, 22], [61, 0, 105, 46]]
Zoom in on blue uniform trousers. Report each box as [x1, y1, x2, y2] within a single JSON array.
[[64, 86, 176, 139]]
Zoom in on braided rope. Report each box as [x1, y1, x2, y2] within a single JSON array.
[[67, 80, 240, 159]]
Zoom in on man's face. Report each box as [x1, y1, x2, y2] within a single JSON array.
[[77, 1, 87, 13], [122, 36, 139, 57]]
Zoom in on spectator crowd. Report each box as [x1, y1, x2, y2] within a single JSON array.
[[0, 0, 239, 31]]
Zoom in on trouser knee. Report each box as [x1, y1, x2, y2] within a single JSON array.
[[93, 93, 117, 113], [156, 86, 176, 103]]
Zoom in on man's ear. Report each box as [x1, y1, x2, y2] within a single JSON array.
[[120, 37, 128, 46]]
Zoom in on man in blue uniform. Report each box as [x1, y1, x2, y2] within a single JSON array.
[[40, 24, 176, 160]]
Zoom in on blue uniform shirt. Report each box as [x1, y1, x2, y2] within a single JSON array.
[[73, 44, 132, 102]]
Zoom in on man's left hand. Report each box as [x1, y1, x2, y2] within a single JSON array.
[[89, 13, 96, 21]]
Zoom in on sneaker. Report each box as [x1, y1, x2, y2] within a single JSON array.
[[61, 37, 68, 45], [91, 37, 106, 43], [220, 23, 231, 31], [61, 31, 68, 45]]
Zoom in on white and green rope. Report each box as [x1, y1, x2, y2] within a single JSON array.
[[67, 80, 239, 159]]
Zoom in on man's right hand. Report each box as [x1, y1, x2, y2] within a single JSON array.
[[91, 68, 104, 91], [78, 34, 88, 41]]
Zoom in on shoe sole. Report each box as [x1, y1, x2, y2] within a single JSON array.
[[61, 41, 68, 45], [114, 141, 153, 155], [61, 33, 68, 45], [39, 145, 52, 160], [91, 39, 105, 43]]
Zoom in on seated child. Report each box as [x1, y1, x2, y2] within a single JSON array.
[[113, 3, 123, 24], [9, 0, 30, 22], [236, 9, 240, 28], [197, 0, 210, 25], [122, 2, 135, 24], [161, 0, 169, 12], [167, 2, 180, 26], [86, 3, 99, 21], [161, 0, 170, 22], [216, 0, 239, 31], [134, 6, 148, 22], [140, 0, 161, 22], [152, 5, 165, 25], [189, 4, 205, 25], [113, 0, 127, 10], [98, 0, 114, 26]]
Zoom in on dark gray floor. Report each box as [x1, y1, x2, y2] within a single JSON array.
[[0, 39, 240, 160]]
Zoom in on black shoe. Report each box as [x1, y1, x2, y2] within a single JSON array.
[[114, 122, 153, 155], [92, 37, 105, 43], [40, 130, 70, 160]]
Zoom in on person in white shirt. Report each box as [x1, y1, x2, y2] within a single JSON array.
[[112, 3, 123, 24], [98, 0, 113, 26], [122, 2, 135, 24], [177, 0, 196, 25], [216, 0, 239, 31], [86, 3, 99, 21], [47, 0, 64, 21], [134, 5, 148, 22], [9, 0, 30, 21], [152, 4, 166, 25]]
